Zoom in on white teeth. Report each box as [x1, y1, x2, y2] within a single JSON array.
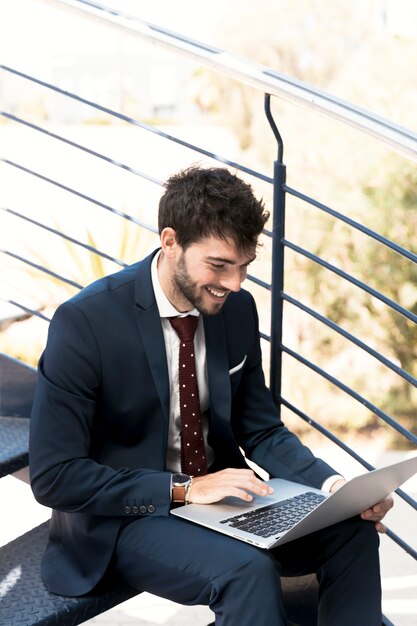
[[207, 287, 226, 298]]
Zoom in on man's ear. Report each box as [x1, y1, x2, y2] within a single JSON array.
[[160, 227, 178, 258]]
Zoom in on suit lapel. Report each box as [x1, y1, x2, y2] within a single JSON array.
[[204, 313, 231, 422], [133, 251, 170, 423]]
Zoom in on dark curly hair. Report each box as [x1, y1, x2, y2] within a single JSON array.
[[158, 166, 269, 253]]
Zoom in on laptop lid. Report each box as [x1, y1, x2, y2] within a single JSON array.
[[171, 454, 417, 549]]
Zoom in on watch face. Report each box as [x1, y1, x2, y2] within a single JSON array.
[[173, 473, 190, 486]]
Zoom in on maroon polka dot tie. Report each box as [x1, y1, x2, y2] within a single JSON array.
[[169, 316, 208, 477]]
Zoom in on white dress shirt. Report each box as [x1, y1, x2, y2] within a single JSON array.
[[151, 251, 215, 472]]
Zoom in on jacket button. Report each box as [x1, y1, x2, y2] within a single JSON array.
[[147, 505, 156, 513], [124, 505, 131, 514], [139, 505, 147, 514], [132, 506, 139, 514]]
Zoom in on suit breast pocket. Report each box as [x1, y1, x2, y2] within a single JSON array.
[[229, 355, 247, 376], [228, 355, 247, 395]]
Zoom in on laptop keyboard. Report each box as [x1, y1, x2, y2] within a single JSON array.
[[220, 491, 326, 538]]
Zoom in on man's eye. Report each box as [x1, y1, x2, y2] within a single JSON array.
[[211, 264, 224, 270]]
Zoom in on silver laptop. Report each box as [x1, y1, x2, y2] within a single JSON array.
[[171, 454, 417, 549]]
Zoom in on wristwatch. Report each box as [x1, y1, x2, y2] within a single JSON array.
[[172, 473, 192, 504]]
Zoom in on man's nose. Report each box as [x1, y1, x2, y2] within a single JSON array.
[[221, 270, 243, 293]]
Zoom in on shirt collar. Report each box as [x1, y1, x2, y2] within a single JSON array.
[[151, 250, 200, 319]]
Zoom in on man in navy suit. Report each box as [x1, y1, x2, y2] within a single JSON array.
[[30, 166, 392, 625]]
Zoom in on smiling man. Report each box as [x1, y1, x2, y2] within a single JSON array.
[[30, 166, 392, 625]]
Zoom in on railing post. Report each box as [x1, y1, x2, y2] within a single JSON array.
[[265, 94, 287, 407]]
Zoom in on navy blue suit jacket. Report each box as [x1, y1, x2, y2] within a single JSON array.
[[29, 250, 336, 596]]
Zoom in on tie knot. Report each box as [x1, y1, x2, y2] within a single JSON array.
[[169, 315, 198, 342]]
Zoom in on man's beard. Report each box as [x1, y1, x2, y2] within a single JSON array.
[[172, 253, 225, 316]]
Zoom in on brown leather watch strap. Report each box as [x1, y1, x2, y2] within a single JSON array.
[[172, 484, 187, 503]]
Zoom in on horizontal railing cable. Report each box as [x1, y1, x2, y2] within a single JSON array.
[[247, 275, 271, 290], [0, 65, 272, 187], [384, 528, 417, 561], [0, 298, 51, 322], [259, 331, 271, 342], [1, 249, 83, 290], [0, 112, 164, 187], [0, 161, 265, 289], [282, 293, 417, 387], [1, 207, 128, 268], [0, 158, 159, 234], [285, 185, 417, 266], [281, 397, 380, 469], [284, 240, 417, 325], [37, 0, 417, 163], [282, 344, 417, 447], [281, 396, 417, 512]]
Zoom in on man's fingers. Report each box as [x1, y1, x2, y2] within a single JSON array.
[[189, 468, 273, 504], [375, 522, 387, 534], [361, 494, 394, 522], [229, 488, 255, 502], [361, 509, 385, 521], [214, 469, 273, 495]]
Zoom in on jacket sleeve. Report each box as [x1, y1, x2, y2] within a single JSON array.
[[231, 295, 337, 489], [29, 301, 172, 517]]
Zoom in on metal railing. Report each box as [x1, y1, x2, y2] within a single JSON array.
[[1, 1, 416, 620]]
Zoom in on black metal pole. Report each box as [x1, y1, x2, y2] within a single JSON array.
[[264, 94, 286, 408]]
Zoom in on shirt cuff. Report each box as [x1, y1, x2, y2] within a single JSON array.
[[321, 474, 344, 493]]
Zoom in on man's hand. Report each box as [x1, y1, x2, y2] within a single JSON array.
[[329, 478, 394, 533], [360, 496, 394, 533], [188, 468, 274, 504]]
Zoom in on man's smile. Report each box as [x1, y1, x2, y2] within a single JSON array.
[[205, 286, 228, 299]]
